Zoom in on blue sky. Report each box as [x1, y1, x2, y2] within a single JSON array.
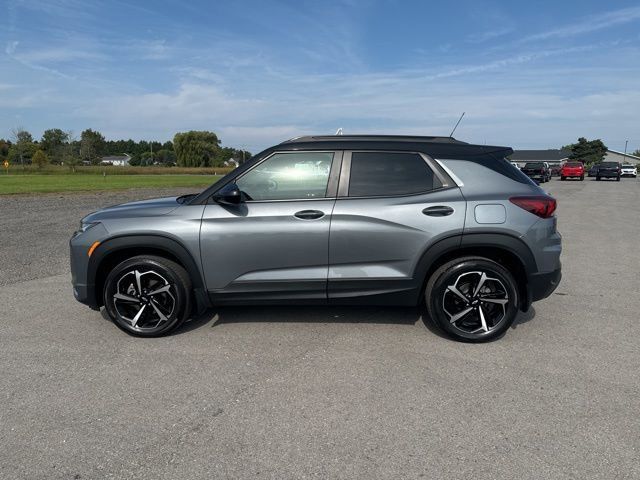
[[1, 0, 639, 153]]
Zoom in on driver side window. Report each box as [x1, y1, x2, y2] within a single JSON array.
[[236, 152, 333, 201]]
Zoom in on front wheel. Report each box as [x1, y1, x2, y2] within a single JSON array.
[[561, 176, 566, 181], [425, 257, 520, 342], [596, 176, 601, 181], [103, 255, 192, 337], [616, 176, 620, 181], [580, 175, 584, 181]]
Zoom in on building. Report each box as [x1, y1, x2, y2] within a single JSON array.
[[604, 150, 640, 166], [509, 149, 570, 169], [100, 154, 131, 166]]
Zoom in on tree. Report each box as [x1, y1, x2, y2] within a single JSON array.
[[563, 137, 608, 164], [10, 127, 35, 167], [632, 149, 640, 158], [173, 131, 221, 167], [0, 139, 10, 160], [32, 149, 49, 169], [41, 129, 70, 164], [80, 129, 106, 164]]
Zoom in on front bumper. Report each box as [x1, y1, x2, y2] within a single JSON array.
[[529, 267, 562, 302], [70, 223, 108, 310]]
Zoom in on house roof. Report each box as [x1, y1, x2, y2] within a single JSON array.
[[510, 149, 571, 161], [606, 150, 640, 161]]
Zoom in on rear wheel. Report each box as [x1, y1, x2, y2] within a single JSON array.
[[616, 176, 620, 182], [580, 175, 584, 181], [103, 255, 192, 337], [425, 257, 519, 342], [561, 176, 566, 181], [596, 176, 601, 181]]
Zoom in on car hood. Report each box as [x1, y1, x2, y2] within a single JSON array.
[[82, 196, 181, 223]]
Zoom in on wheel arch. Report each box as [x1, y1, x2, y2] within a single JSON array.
[[89, 235, 208, 310], [415, 233, 537, 311]]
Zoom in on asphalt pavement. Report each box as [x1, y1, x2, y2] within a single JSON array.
[[1, 179, 639, 479]]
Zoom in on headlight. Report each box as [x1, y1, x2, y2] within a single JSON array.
[[74, 221, 99, 237]]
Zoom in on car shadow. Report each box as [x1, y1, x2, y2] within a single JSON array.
[[172, 304, 537, 340]]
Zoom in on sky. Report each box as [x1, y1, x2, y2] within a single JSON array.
[[1, 0, 639, 153]]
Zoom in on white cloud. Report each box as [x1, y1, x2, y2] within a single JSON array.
[[523, 6, 640, 42]]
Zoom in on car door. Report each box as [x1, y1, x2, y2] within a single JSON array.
[[200, 150, 341, 303], [328, 151, 466, 303]]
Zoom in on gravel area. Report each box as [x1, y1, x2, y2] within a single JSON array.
[[0, 187, 198, 286], [1, 178, 639, 479]]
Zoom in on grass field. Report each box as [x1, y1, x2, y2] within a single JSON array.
[[2, 165, 234, 176], [0, 174, 222, 194]]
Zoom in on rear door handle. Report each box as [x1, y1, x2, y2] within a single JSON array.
[[422, 206, 454, 217], [294, 210, 325, 220]]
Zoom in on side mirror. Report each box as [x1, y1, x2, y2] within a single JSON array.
[[213, 182, 242, 205]]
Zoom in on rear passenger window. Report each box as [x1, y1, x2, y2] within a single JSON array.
[[348, 152, 441, 197]]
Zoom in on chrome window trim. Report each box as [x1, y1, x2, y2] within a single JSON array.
[[433, 158, 464, 187]]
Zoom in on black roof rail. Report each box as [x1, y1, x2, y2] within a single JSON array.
[[280, 134, 466, 145]]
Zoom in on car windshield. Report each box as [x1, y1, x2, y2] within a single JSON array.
[[565, 162, 582, 167], [622, 165, 634, 168], [600, 162, 617, 167], [524, 162, 544, 168]]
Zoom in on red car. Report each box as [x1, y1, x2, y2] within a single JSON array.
[[560, 162, 585, 181]]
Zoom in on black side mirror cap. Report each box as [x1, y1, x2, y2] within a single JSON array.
[[213, 182, 242, 205]]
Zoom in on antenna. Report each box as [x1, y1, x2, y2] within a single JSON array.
[[335, 128, 343, 136], [449, 112, 465, 137]]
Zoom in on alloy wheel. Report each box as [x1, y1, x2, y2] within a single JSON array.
[[442, 271, 509, 335], [113, 269, 176, 333]]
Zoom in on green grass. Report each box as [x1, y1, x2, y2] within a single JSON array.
[[0, 174, 222, 194], [3, 165, 234, 176]]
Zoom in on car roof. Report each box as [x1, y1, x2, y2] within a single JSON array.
[[277, 135, 512, 159]]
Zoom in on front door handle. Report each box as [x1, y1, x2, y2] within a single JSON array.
[[294, 210, 325, 220], [422, 206, 454, 217]]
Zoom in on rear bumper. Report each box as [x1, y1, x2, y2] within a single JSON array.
[[529, 267, 562, 302]]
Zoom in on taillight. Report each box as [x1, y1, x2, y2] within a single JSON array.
[[510, 196, 557, 218]]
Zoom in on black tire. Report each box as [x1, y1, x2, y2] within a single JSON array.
[[580, 175, 584, 181], [560, 176, 565, 181], [425, 257, 520, 342], [616, 176, 620, 182], [596, 176, 601, 181], [103, 255, 192, 337]]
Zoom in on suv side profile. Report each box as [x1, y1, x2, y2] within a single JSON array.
[[70, 135, 562, 342]]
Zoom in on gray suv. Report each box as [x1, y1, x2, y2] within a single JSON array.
[[70, 135, 562, 342]]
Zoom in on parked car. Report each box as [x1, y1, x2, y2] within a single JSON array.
[[521, 161, 552, 183], [587, 165, 599, 177], [550, 164, 562, 177], [620, 164, 637, 178], [70, 135, 562, 342], [560, 162, 585, 181], [596, 162, 621, 181]]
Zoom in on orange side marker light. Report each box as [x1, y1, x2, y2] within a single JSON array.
[[87, 241, 101, 257]]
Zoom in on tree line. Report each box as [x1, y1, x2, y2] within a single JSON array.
[[0, 128, 252, 169]]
